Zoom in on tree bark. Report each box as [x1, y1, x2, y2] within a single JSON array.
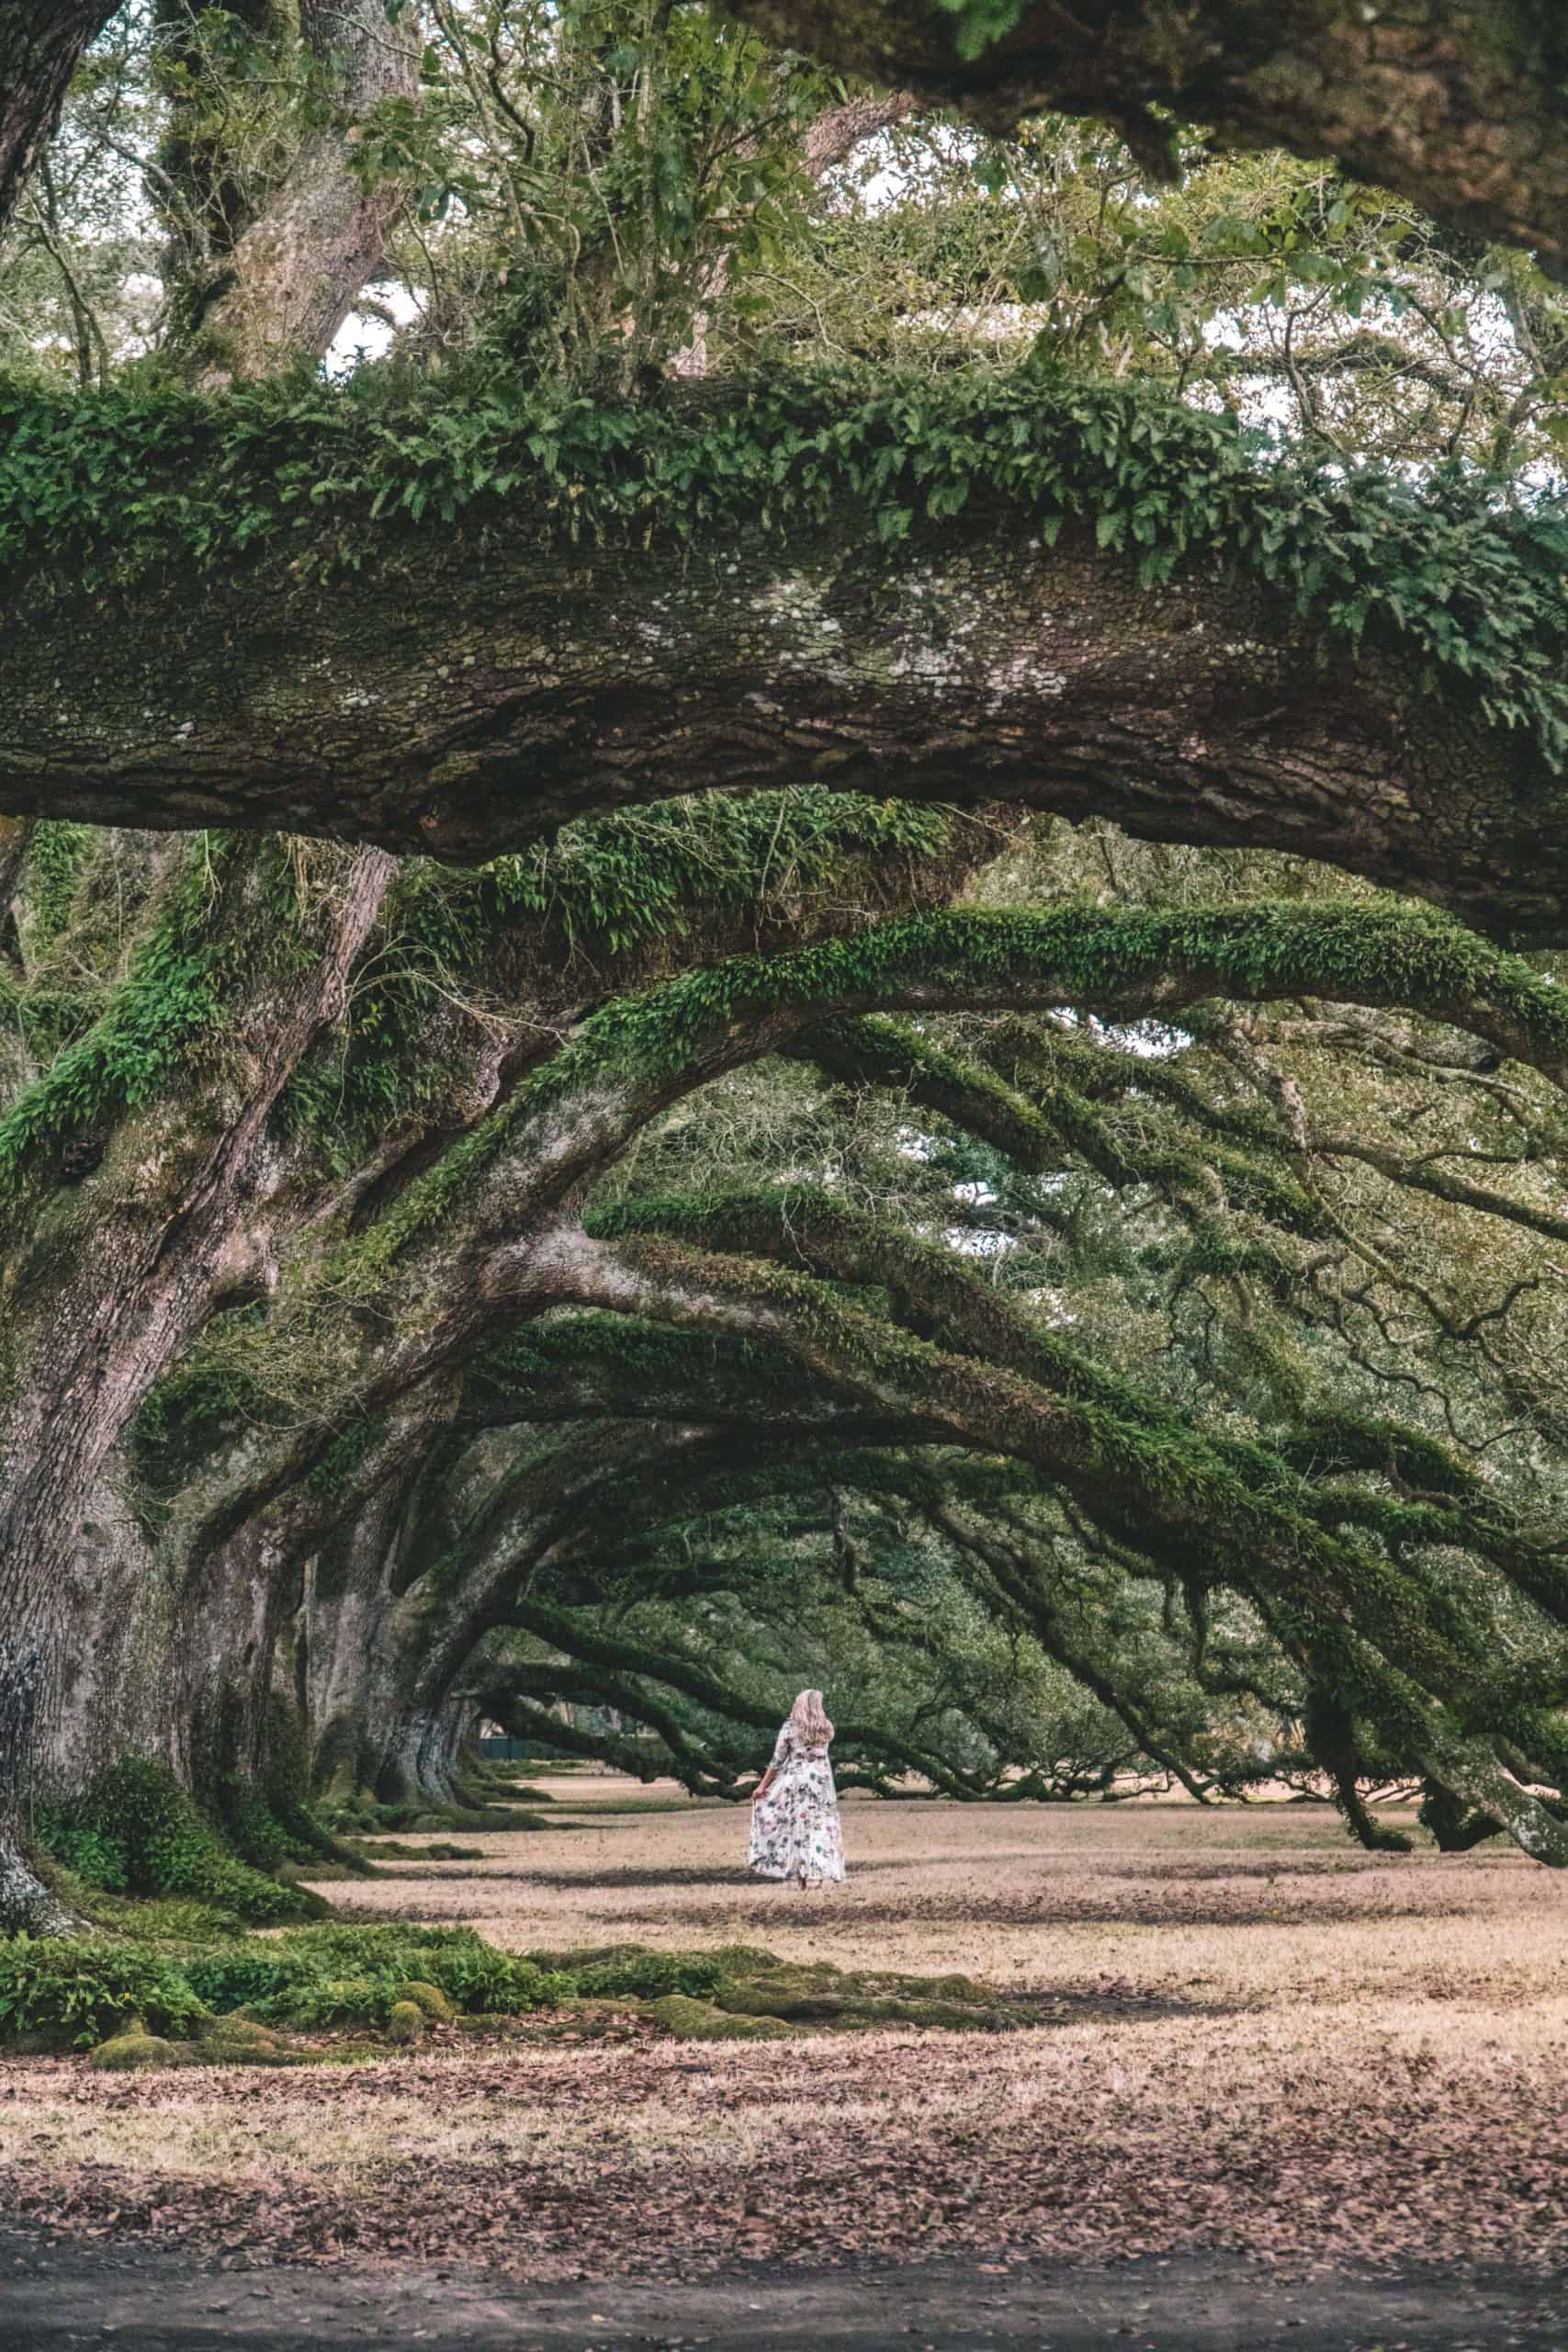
[[723, 1, 1568, 282], [4, 493, 1563, 940], [0, 813, 975, 1886], [185, 0, 422, 382], [0, 841, 394, 1926], [0, 4, 117, 237]]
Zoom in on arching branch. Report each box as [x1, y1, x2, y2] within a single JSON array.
[[722, 2, 1568, 283], [6, 375, 1567, 940]]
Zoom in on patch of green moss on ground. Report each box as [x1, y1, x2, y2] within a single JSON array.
[[647, 1993, 791, 2041], [394, 1979, 457, 2024], [3, 1928, 1043, 2058]]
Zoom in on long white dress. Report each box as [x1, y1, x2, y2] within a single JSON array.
[[748, 1719, 846, 1884]]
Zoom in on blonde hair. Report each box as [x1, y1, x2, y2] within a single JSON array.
[[790, 1688, 833, 1747]]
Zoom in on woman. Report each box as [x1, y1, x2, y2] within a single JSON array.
[[748, 1688, 845, 1886]]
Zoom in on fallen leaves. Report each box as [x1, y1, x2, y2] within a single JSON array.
[[3, 1788, 1566, 2286]]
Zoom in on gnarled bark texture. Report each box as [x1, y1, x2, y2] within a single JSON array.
[[725, 1, 1568, 281], [0, 3, 117, 236], [4, 496, 1562, 938], [0, 841, 395, 1925]]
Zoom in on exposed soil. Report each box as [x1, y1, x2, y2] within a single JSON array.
[[3, 2230, 1565, 2351]]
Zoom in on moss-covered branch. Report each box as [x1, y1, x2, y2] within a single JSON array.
[[5, 368, 1567, 935], [722, 2, 1568, 283], [569, 1201, 1568, 1860]]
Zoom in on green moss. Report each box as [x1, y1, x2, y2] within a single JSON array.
[[394, 1979, 457, 2023], [0, 831, 350, 1210], [528, 1944, 730, 2000], [127, 1306, 284, 1517], [185, 1923, 567, 2025], [647, 1993, 790, 2041], [0, 834, 246, 1204], [274, 791, 953, 1177], [88, 2030, 185, 2072], [1, 1931, 1064, 2054], [344, 1839, 485, 1861], [303, 1413, 389, 1498], [344, 897, 1568, 1286], [89, 2015, 313, 2070], [716, 1980, 1010, 2030], [192, 2014, 285, 2058]]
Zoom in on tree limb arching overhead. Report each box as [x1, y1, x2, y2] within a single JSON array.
[[4, 374, 1567, 938], [722, 1, 1568, 283]]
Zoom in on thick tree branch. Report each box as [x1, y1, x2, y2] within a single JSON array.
[[0, 4, 117, 237], [6, 378, 1567, 937], [723, 2, 1568, 282], [565, 1217, 1568, 1861]]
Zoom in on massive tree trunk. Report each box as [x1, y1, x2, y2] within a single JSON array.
[[0, 840, 394, 1927], [0, 808, 982, 1909], [299, 1461, 434, 1804], [5, 479, 1564, 939], [0, 4, 117, 236], [0, 805, 979, 1916], [725, 1, 1568, 282]]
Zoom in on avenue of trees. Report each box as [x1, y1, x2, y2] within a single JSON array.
[[3, 0, 1568, 1934]]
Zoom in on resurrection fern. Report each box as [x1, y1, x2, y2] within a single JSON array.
[[0, 834, 238, 1198], [275, 791, 954, 1172], [39, 1759, 318, 1926], [2, 365, 1564, 765], [935, 0, 1024, 59], [18, 823, 97, 954], [340, 898, 1568, 1282]]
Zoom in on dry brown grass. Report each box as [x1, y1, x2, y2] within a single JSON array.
[[3, 1782, 1566, 2280], [339, 1778, 1568, 2012]]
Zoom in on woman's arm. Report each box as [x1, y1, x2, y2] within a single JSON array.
[[752, 1721, 790, 1800]]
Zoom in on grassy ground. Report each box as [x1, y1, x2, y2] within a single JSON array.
[[2, 1781, 1565, 2287]]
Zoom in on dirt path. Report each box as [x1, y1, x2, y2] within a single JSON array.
[[3, 2230, 1564, 2351]]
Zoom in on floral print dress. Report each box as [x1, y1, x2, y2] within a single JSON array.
[[748, 1720, 845, 1885]]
